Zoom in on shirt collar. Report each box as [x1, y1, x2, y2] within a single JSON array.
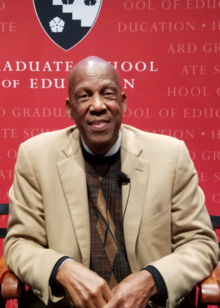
[[81, 130, 121, 157]]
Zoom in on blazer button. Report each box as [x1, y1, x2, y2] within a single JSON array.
[[33, 289, 43, 297]]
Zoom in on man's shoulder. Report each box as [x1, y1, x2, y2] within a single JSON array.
[[18, 126, 78, 160], [121, 124, 181, 147], [121, 124, 190, 170], [21, 126, 76, 148]]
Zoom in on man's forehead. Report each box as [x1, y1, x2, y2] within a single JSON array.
[[74, 64, 117, 80], [75, 79, 117, 90], [70, 68, 120, 90]]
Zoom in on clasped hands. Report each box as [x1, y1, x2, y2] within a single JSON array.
[[56, 259, 157, 308]]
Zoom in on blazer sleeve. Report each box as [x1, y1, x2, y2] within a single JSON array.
[[148, 140, 219, 308], [4, 143, 67, 305]]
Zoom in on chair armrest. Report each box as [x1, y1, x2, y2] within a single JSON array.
[[0, 271, 22, 299], [198, 261, 220, 304]]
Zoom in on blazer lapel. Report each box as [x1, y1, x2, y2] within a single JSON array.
[[56, 128, 90, 268], [121, 126, 150, 272]]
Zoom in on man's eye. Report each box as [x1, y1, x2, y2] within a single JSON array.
[[104, 92, 114, 96], [79, 94, 89, 100]]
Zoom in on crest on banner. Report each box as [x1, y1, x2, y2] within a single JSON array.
[[33, 0, 102, 51]]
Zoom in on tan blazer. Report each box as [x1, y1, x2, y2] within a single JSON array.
[[4, 125, 218, 308]]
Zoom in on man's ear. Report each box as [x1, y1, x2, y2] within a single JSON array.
[[121, 92, 127, 114], [65, 98, 74, 119]]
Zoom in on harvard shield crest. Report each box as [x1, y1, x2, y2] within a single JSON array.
[[33, 0, 102, 51]]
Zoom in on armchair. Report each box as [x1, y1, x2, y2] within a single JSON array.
[[0, 203, 27, 308], [197, 215, 220, 308]]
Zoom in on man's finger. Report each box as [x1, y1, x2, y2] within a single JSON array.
[[103, 294, 118, 308], [103, 301, 111, 308], [111, 286, 116, 295], [86, 301, 97, 308], [140, 298, 149, 308], [103, 285, 113, 303], [95, 296, 108, 308]]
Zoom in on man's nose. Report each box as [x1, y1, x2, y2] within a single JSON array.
[[90, 94, 107, 112]]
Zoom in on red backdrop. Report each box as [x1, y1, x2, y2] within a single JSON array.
[[0, 1, 220, 306]]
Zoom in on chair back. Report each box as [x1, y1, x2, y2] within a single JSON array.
[[210, 215, 220, 248], [0, 204, 8, 239]]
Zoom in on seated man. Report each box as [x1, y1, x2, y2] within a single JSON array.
[[4, 56, 218, 308]]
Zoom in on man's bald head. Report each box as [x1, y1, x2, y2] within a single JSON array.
[[68, 56, 121, 98]]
